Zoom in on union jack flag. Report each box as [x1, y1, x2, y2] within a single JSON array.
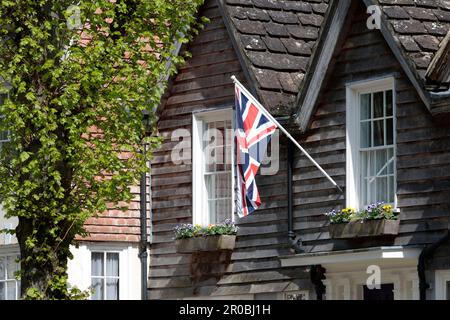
[[234, 82, 278, 218]]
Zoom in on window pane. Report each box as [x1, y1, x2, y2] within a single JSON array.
[[386, 90, 393, 116], [0, 257, 5, 279], [91, 278, 104, 300], [106, 279, 119, 300], [368, 177, 376, 204], [374, 92, 384, 118], [6, 256, 17, 279], [106, 253, 119, 277], [361, 178, 368, 207], [376, 149, 387, 176], [91, 253, 104, 277], [386, 118, 393, 145], [387, 148, 394, 174], [202, 116, 232, 225], [388, 176, 395, 203], [0, 282, 4, 300], [360, 94, 371, 120], [360, 122, 371, 148], [208, 199, 231, 225], [373, 120, 384, 146], [377, 177, 388, 203], [6, 281, 15, 300]]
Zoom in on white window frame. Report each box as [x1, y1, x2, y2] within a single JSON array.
[[192, 108, 234, 226], [0, 245, 21, 300], [90, 250, 120, 300], [67, 243, 141, 300], [435, 270, 450, 300], [346, 76, 397, 210]]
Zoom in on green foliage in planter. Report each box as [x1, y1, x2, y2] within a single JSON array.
[[325, 202, 398, 224], [174, 219, 238, 240]]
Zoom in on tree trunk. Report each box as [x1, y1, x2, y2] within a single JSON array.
[[16, 217, 73, 299]]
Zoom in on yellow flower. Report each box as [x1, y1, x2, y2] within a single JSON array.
[[382, 205, 392, 211]]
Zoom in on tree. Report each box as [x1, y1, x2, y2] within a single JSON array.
[[0, 0, 204, 299]]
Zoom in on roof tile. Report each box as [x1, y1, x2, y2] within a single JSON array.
[[398, 35, 421, 51], [263, 36, 286, 53], [391, 20, 428, 34], [253, 68, 283, 90], [241, 35, 267, 51], [287, 25, 319, 39], [423, 21, 449, 35], [269, 11, 299, 24], [298, 13, 324, 27], [413, 35, 441, 50], [383, 6, 410, 19], [233, 19, 267, 35], [280, 38, 312, 55], [264, 22, 290, 37], [282, 1, 312, 13], [247, 8, 271, 21], [405, 7, 438, 21], [435, 10, 450, 22], [252, 0, 281, 10], [245, 51, 309, 71]]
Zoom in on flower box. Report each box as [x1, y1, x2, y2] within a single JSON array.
[[175, 235, 236, 253], [328, 219, 400, 239]]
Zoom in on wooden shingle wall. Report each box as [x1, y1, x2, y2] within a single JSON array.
[[293, 1, 450, 253], [149, 0, 247, 299]]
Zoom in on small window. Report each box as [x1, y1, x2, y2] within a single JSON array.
[[193, 109, 233, 226], [91, 252, 119, 300], [346, 78, 396, 210], [0, 254, 20, 300]]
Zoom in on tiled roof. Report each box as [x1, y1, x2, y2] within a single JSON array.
[[377, 0, 450, 86], [221, 0, 330, 116], [218, 0, 450, 116]]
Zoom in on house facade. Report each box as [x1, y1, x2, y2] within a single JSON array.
[[149, 0, 450, 300], [1, 0, 450, 301], [0, 188, 146, 300]]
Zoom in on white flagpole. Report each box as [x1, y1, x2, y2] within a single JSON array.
[[231, 75, 344, 194]]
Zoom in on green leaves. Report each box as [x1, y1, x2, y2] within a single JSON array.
[[0, 0, 205, 299]]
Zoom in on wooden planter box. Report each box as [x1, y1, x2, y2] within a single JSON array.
[[175, 235, 236, 253], [329, 219, 400, 239]]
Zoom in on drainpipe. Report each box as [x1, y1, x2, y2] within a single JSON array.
[[139, 114, 149, 301], [287, 140, 303, 253], [418, 230, 450, 300]]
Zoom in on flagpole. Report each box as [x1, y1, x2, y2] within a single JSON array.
[[231, 75, 344, 194]]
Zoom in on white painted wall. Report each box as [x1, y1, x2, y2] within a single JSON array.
[[67, 242, 142, 300], [0, 206, 17, 245]]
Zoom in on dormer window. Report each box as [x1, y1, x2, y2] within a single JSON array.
[[346, 77, 397, 210]]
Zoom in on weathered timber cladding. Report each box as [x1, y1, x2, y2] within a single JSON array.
[[149, 0, 310, 299], [149, 0, 450, 299], [150, 0, 244, 299], [293, 2, 450, 254]]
